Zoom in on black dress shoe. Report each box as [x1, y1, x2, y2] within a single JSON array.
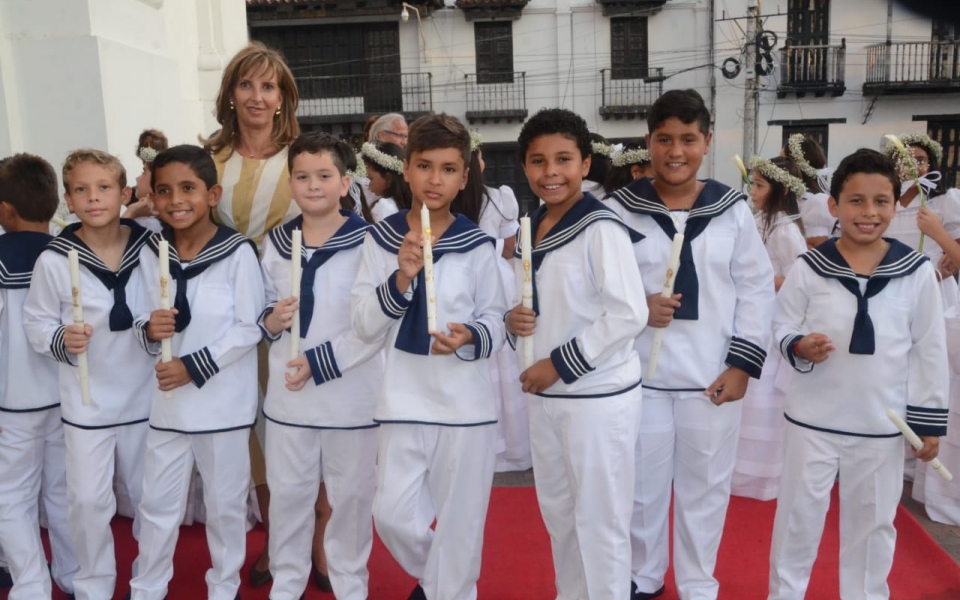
[[312, 564, 333, 592], [407, 583, 428, 600], [631, 581, 665, 600], [249, 561, 272, 588], [0, 567, 12, 589]]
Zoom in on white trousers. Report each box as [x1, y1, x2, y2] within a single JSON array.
[[631, 389, 742, 600], [266, 421, 378, 600], [63, 421, 147, 600], [0, 408, 78, 599], [373, 423, 496, 600], [528, 388, 642, 600], [131, 427, 250, 600], [768, 424, 902, 600]]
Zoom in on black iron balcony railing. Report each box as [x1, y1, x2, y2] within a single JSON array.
[[599, 67, 664, 120], [777, 40, 846, 98], [864, 41, 960, 94], [294, 72, 433, 123], [464, 72, 527, 124]]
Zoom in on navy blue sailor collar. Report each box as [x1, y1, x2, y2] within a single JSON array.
[[0, 231, 52, 289], [146, 224, 256, 332], [801, 238, 928, 355], [46, 219, 152, 331], [607, 178, 744, 320], [270, 211, 368, 338], [513, 193, 643, 314]]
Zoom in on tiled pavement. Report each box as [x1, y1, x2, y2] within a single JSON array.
[[493, 471, 960, 565]]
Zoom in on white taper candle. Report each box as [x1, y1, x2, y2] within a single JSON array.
[[886, 409, 952, 481], [158, 241, 173, 399], [421, 204, 437, 333], [68, 249, 92, 406], [646, 233, 685, 381], [520, 216, 535, 370], [290, 229, 302, 360]]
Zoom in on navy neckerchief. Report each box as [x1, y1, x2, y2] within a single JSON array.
[[370, 210, 494, 355], [0, 231, 52, 289], [146, 225, 256, 332], [513, 193, 643, 315], [268, 212, 368, 337], [608, 178, 744, 320], [800, 238, 927, 355], [46, 220, 151, 331]]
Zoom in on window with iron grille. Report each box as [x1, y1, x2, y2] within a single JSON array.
[[611, 17, 649, 80], [782, 124, 829, 162], [475, 22, 514, 84], [787, 0, 830, 45], [927, 119, 960, 190], [480, 142, 536, 215]]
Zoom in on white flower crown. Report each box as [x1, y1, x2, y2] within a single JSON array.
[[786, 134, 820, 180], [470, 131, 483, 152], [360, 142, 404, 175], [749, 155, 807, 199], [346, 153, 367, 179], [591, 141, 614, 157], [883, 132, 943, 168], [138, 147, 159, 163], [612, 147, 650, 168]]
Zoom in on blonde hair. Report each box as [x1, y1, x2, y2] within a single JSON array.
[[201, 41, 300, 156], [62, 148, 127, 191]]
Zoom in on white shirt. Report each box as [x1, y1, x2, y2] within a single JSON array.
[[478, 185, 520, 240]]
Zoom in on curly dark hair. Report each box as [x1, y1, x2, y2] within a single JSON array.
[[517, 108, 591, 163]]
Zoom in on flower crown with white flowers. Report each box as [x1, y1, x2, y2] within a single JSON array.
[[749, 155, 807, 199], [591, 141, 614, 157], [612, 147, 650, 168], [346, 153, 367, 180], [883, 132, 943, 168], [470, 131, 483, 152], [360, 142, 404, 175], [138, 147, 159, 164], [786, 134, 820, 179]]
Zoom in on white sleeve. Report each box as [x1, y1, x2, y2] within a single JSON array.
[[131, 251, 161, 355], [769, 222, 808, 279], [497, 186, 520, 239], [22, 254, 73, 365], [939, 189, 960, 241], [800, 194, 835, 239], [258, 242, 283, 342], [725, 204, 776, 379], [550, 222, 648, 384], [772, 261, 814, 373], [905, 262, 950, 436], [455, 243, 508, 362], [351, 235, 409, 343], [181, 247, 265, 388]]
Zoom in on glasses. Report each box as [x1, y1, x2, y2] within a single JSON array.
[[384, 130, 408, 142]]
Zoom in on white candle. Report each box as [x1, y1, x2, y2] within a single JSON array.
[[520, 216, 535, 370], [646, 233, 685, 380], [421, 204, 437, 333], [158, 241, 173, 399], [290, 229, 302, 360], [886, 409, 952, 481], [68, 249, 92, 406]]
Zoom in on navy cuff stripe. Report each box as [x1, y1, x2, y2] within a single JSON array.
[[780, 334, 813, 373], [306, 341, 343, 385], [377, 271, 411, 319], [457, 322, 493, 361], [51, 325, 73, 365], [725, 336, 766, 379], [906, 405, 949, 437], [259, 302, 281, 342], [182, 346, 219, 388], [550, 338, 595, 384]]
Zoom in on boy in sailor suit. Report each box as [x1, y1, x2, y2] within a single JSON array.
[[768, 149, 948, 600], [23, 149, 155, 600], [259, 132, 384, 600], [129, 146, 264, 600], [352, 114, 507, 600], [0, 154, 79, 599], [505, 108, 647, 600], [606, 89, 775, 600]]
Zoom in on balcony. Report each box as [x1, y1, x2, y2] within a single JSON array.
[[247, 0, 444, 22], [294, 73, 433, 124], [864, 41, 960, 95], [777, 40, 846, 98], [464, 72, 528, 124], [599, 67, 664, 121]]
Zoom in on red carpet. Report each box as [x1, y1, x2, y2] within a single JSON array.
[[10, 485, 960, 599]]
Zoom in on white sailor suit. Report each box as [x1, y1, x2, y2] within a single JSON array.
[[0, 231, 78, 599], [129, 226, 264, 600], [768, 239, 948, 600], [607, 179, 775, 600], [351, 211, 507, 600], [510, 194, 647, 600], [22, 220, 155, 600], [260, 213, 383, 600]]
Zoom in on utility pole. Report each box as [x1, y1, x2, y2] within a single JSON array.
[[742, 0, 759, 162]]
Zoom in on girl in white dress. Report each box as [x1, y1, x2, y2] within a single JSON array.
[[359, 141, 410, 223], [782, 133, 832, 249], [731, 156, 808, 500]]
